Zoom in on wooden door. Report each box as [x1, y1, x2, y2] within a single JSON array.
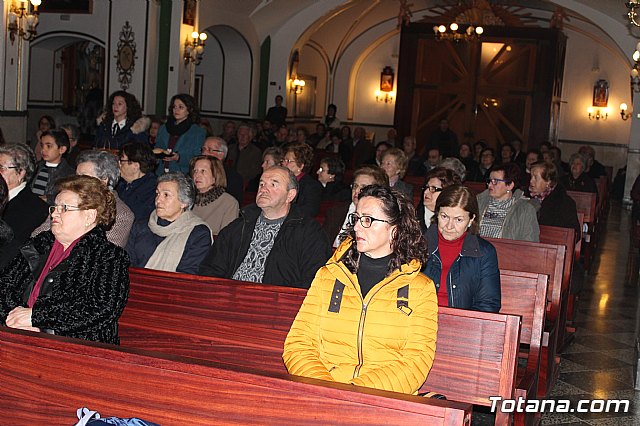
[[396, 24, 565, 153]]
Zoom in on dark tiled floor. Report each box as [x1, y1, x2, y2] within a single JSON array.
[[539, 202, 639, 425]]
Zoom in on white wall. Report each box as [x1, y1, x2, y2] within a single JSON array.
[[558, 29, 631, 146]]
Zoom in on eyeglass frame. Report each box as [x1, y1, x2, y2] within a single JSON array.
[[48, 204, 84, 214], [0, 164, 18, 172], [118, 158, 135, 164], [348, 213, 392, 228], [422, 185, 443, 194], [486, 178, 510, 186]]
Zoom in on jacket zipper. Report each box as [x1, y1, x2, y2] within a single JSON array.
[[351, 271, 406, 379]]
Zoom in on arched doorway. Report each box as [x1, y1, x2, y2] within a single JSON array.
[[28, 35, 105, 136], [195, 25, 253, 117]]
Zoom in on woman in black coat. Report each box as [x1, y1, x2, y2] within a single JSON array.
[[283, 142, 322, 217], [531, 160, 580, 238], [0, 175, 129, 345]]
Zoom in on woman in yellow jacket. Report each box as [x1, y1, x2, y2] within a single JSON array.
[[283, 184, 438, 394]]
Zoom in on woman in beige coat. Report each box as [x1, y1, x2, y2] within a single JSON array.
[[189, 155, 239, 235]]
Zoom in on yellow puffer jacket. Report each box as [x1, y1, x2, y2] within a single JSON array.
[[283, 238, 438, 394]]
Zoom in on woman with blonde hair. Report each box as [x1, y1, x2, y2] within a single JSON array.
[[380, 148, 413, 198]]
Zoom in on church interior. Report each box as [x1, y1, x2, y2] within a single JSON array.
[[0, 0, 639, 424]]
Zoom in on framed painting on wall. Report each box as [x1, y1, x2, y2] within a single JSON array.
[[183, 0, 197, 26], [592, 79, 609, 107], [39, 0, 93, 14]]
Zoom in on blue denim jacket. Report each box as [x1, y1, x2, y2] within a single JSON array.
[[421, 225, 501, 312]]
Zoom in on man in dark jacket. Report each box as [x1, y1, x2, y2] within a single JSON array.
[[199, 166, 331, 288]]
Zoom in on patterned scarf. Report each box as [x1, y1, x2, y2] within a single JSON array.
[[480, 196, 515, 238], [530, 184, 555, 202], [195, 186, 225, 206]]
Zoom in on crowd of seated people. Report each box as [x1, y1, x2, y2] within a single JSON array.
[[0, 98, 616, 398]]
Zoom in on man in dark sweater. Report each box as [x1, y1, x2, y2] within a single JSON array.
[[199, 166, 331, 288]]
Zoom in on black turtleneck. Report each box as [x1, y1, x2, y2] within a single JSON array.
[[357, 253, 392, 298]]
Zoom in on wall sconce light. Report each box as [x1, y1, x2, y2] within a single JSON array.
[[184, 31, 207, 66], [620, 103, 632, 120], [588, 106, 608, 121], [375, 90, 395, 103], [290, 78, 305, 94], [7, 0, 42, 45]]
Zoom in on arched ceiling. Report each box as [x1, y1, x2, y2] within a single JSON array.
[[205, 0, 634, 37]]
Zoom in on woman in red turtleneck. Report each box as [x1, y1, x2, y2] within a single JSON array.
[[421, 185, 501, 312]]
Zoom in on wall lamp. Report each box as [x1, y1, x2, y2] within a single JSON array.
[[7, 0, 42, 45], [184, 31, 207, 66], [374, 90, 395, 103], [290, 78, 305, 94], [620, 103, 632, 120], [587, 107, 608, 121]]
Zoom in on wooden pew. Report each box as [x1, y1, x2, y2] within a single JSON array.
[[121, 268, 521, 426], [539, 225, 578, 350], [486, 238, 566, 398], [499, 270, 548, 426], [566, 190, 597, 269], [0, 328, 472, 425]]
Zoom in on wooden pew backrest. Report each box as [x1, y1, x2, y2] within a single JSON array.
[[566, 191, 597, 224], [421, 307, 520, 426], [0, 327, 472, 425], [486, 238, 565, 323], [123, 268, 520, 425]]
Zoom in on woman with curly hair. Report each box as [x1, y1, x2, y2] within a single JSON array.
[[94, 91, 149, 150], [154, 93, 206, 175], [422, 185, 501, 312], [283, 185, 438, 394], [283, 142, 322, 217]]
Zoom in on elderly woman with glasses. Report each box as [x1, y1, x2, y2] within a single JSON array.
[[0, 144, 49, 269], [417, 167, 461, 232], [126, 172, 212, 274], [0, 175, 129, 344], [284, 185, 437, 394], [477, 162, 539, 242], [422, 185, 501, 312], [317, 156, 350, 202]]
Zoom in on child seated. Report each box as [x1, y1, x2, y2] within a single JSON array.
[[31, 129, 75, 203]]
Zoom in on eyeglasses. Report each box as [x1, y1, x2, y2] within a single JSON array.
[[49, 204, 84, 214], [487, 178, 510, 185], [0, 165, 18, 172], [119, 159, 134, 164], [422, 185, 443, 194], [201, 147, 224, 154], [282, 158, 297, 165], [348, 213, 391, 228]]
